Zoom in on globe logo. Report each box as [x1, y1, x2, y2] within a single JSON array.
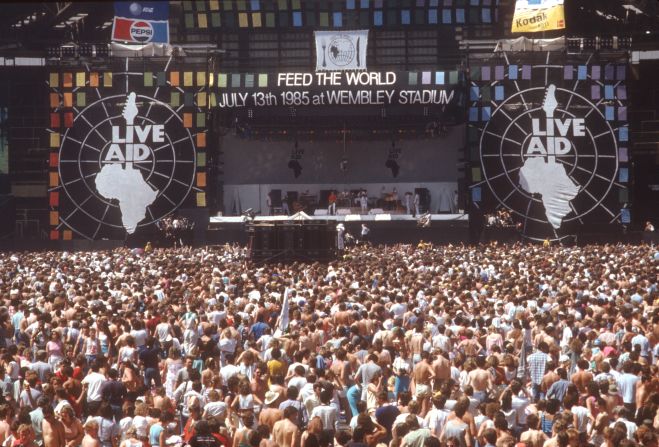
[[327, 36, 356, 67], [129, 2, 143, 16]]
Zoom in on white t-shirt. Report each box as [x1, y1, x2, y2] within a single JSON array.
[[220, 364, 240, 384], [288, 376, 307, 391], [286, 362, 309, 377], [208, 310, 226, 326], [132, 415, 149, 438], [119, 417, 133, 440], [130, 329, 148, 348], [82, 371, 106, 402], [19, 387, 42, 408], [155, 323, 171, 343], [203, 401, 227, 417], [310, 404, 338, 432], [424, 408, 448, 434], [511, 395, 530, 426], [86, 416, 120, 447], [571, 405, 591, 432], [617, 373, 639, 404], [391, 303, 407, 318]]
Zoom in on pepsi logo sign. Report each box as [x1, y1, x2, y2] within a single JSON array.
[[129, 21, 154, 43]]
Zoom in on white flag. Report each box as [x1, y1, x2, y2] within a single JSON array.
[[275, 287, 291, 337], [315, 30, 368, 71]]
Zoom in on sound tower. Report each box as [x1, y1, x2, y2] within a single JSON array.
[[247, 221, 336, 262]]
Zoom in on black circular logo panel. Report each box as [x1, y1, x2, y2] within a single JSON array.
[[58, 93, 196, 239], [480, 77, 618, 241]]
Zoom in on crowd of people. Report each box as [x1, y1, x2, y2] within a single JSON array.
[[0, 242, 656, 447]]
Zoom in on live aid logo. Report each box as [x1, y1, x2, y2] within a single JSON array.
[[105, 124, 165, 163], [526, 117, 586, 155]]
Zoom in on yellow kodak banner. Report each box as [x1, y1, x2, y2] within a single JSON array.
[[512, 0, 565, 33]]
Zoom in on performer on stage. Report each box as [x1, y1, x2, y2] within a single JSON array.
[[282, 193, 290, 215], [359, 191, 368, 214], [451, 190, 459, 213], [405, 192, 413, 215], [266, 192, 274, 216], [413, 191, 420, 217], [328, 190, 337, 216]]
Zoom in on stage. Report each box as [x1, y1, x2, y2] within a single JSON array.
[[207, 213, 470, 246], [210, 213, 468, 223]]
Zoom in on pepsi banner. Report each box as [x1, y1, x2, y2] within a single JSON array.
[[112, 1, 169, 44]]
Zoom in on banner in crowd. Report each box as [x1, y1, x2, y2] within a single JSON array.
[[511, 0, 565, 33], [209, 69, 464, 108], [467, 53, 629, 241], [112, 1, 169, 44], [46, 58, 207, 240], [315, 30, 369, 71]]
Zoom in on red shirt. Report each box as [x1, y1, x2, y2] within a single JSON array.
[[72, 367, 84, 381], [212, 433, 230, 447], [183, 418, 196, 443], [146, 316, 160, 333]]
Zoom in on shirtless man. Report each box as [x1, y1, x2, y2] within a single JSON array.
[[571, 359, 593, 395], [311, 321, 326, 351], [329, 348, 352, 416], [333, 304, 352, 327], [352, 318, 368, 341], [467, 356, 493, 403], [272, 406, 300, 447], [540, 361, 560, 396], [533, 324, 556, 350], [81, 420, 100, 447], [431, 349, 451, 382], [412, 351, 435, 417], [233, 415, 255, 447], [42, 406, 66, 447], [0, 405, 11, 445], [457, 329, 482, 357], [409, 322, 425, 366], [258, 391, 283, 432]]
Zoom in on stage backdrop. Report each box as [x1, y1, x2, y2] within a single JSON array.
[[468, 52, 630, 241], [47, 58, 208, 240], [221, 128, 463, 216]]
